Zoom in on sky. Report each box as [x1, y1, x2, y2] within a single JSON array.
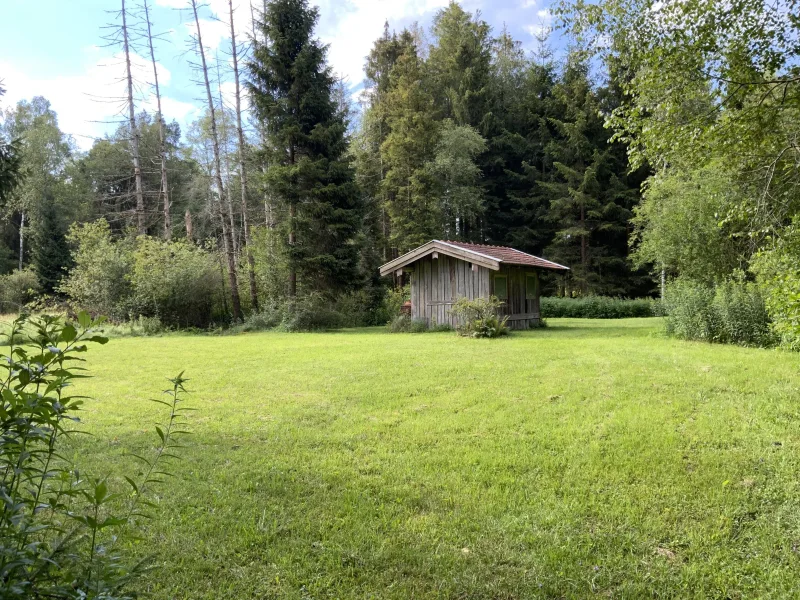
[[0, 0, 557, 150]]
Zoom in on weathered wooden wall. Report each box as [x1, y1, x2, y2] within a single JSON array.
[[408, 256, 542, 329], [492, 265, 541, 330]]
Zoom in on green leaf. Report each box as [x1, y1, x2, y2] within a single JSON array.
[[77, 311, 92, 328]]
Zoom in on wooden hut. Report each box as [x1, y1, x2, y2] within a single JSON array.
[[379, 240, 569, 330]]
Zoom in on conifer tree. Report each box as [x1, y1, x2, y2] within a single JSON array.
[[379, 35, 440, 251], [248, 0, 362, 296]]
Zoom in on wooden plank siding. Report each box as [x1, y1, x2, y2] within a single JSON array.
[[407, 255, 539, 329]]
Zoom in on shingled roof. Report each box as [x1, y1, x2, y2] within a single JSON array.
[[440, 241, 570, 271], [379, 240, 569, 276]]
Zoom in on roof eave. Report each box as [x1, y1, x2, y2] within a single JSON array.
[[378, 240, 500, 275]]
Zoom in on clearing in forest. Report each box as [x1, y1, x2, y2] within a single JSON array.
[[72, 318, 800, 599]]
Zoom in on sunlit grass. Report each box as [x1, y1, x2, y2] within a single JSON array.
[[67, 318, 800, 599]]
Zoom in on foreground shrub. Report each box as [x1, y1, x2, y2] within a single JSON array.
[[0, 268, 40, 312], [663, 277, 773, 346], [751, 224, 800, 350], [450, 296, 509, 338], [540, 296, 655, 319], [0, 313, 190, 598]]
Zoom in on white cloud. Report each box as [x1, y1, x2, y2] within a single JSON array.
[[312, 0, 450, 86], [521, 0, 537, 7], [0, 48, 198, 150], [525, 8, 553, 37]]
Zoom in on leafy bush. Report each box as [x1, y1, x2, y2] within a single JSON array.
[[540, 296, 655, 319], [0, 268, 41, 312], [0, 312, 190, 598], [663, 277, 773, 346], [60, 220, 134, 321], [375, 285, 410, 325], [129, 237, 223, 328], [235, 305, 285, 333], [450, 296, 509, 338], [61, 219, 224, 329], [387, 315, 430, 333], [751, 224, 800, 350], [279, 293, 345, 331]]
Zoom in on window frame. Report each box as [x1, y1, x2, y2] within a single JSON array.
[[494, 274, 508, 300], [525, 273, 538, 300]]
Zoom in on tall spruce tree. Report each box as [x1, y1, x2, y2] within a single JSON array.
[[379, 33, 441, 251], [542, 54, 649, 295], [248, 0, 362, 296]]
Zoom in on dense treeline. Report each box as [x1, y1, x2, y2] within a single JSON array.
[[13, 0, 796, 338], [554, 0, 800, 348], [0, 0, 655, 328]]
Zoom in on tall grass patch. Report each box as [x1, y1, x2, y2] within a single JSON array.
[[663, 277, 773, 346]]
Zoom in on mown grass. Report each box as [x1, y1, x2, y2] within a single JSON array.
[[65, 318, 800, 599]]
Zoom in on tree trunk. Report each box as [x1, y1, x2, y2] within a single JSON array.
[[18, 211, 24, 271], [288, 144, 296, 298], [143, 0, 171, 239], [229, 0, 259, 312], [580, 201, 587, 294], [215, 55, 239, 261], [122, 0, 145, 235], [185, 209, 194, 242], [289, 202, 296, 298], [191, 0, 242, 321]]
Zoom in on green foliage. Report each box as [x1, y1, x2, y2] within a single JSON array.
[[428, 120, 487, 234], [663, 277, 773, 347], [0, 268, 40, 311], [129, 237, 222, 328], [450, 295, 509, 338], [751, 223, 800, 351], [0, 312, 190, 599], [387, 315, 430, 333], [248, 0, 363, 294], [556, 0, 799, 293], [631, 162, 747, 282], [60, 219, 133, 321], [60, 220, 224, 328], [540, 296, 655, 319]]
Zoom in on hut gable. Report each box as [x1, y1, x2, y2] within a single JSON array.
[[379, 240, 569, 330]]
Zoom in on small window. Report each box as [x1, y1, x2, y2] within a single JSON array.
[[526, 274, 538, 300], [494, 275, 508, 300]]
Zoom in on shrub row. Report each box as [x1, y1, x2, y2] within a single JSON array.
[[540, 296, 656, 319]]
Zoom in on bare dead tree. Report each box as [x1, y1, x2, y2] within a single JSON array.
[[214, 52, 239, 260], [190, 0, 242, 321], [142, 0, 171, 239], [122, 0, 146, 235], [229, 0, 259, 311]]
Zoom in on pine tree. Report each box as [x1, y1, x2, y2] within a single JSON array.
[[542, 53, 648, 295], [379, 35, 440, 251], [248, 0, 363, 296], [428, 2, 492, 129]]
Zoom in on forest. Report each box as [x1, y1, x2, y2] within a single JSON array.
[[1, 0, 798, 348]]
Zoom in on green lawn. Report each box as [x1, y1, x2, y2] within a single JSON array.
[[69, 318, 800, 599]]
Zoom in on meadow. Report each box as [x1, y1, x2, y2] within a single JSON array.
[[59, 319, 800, 598]]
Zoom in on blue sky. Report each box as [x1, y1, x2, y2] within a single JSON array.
[[0, 0, 557, 150]]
